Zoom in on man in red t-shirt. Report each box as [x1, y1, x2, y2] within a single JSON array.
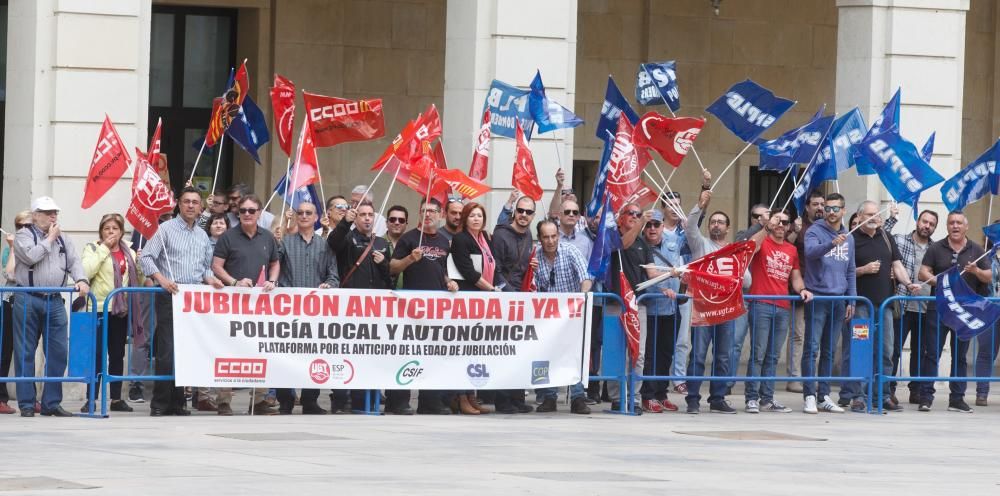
[[744, 210, 813, 414]]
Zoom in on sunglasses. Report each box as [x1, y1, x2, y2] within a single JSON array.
[[561, 189, 575, 196], [824, 205, 843, 213], [239, 208, 259, 215], [295, 210, 316, 216], [388, 217, 407, 224], [775, 219, 790, 226], [645, 221, 662, 228], [516, 208, 535, 216], [563, 209, 580, 216], [15, 223, 31, 229], [625, 210, 642, 217], [332, 204, 349, 210]]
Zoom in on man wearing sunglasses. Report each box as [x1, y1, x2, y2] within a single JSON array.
[[383, 206, 408, 288], [660, 191, 695, 398], [212, 195, 281, 414], [640, 210, 681, 413], [787, 190, 826, 393]]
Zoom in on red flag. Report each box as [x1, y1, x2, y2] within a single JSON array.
[[205, 61, 250, 147], [618, 272, 642, 367], [126, 149, 176, 239], [512, 121, 543, 201], [434, 168, 492, 200], [255, 266, 267, 287], [521, 246, 538, 292], [605, 116, 649, 212], [393, 152, 449, 202], [633, 113, 704, 167], [289, 118, 319, 191], [304, 92, 385, 148], [146, 118, 162, 165], [685, 240, 756, 327], [469, 109, 491, 180], [620, 180, 661, 208], [371, 105, 442, 171], [270, 74, 296, 157], [82, 115, 132, 209]]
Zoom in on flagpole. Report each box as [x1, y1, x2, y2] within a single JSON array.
[[358, 160, 390, 209], [779, 114, 837, 213], [209, 134, 226, 201], [262, 189, 280, 212], [417, 170, 435, 248], [767, 166, 795, 212], [187, 140, 207, 185], [834, 180, 841, 194], [312, 145, 326, 208], [377, 166, 402, 228], [642, 65, 707, 173], [709, 140, 754, 192], [642, 168, 685, 220], [846, 204, 893, 236], [279, 156, 293, 210]]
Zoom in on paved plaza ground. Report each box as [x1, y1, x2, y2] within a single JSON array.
[[0, 387, 997, 495]]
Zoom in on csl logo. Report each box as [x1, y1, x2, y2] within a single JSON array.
[[215, 358, 267, 379], [309, 359, 330, 384], [531, 361, 550, 385], [466, 363, 490, 388], [395, 360, 423, 386]]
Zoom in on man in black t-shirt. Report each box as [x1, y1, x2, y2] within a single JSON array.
[[390, 199, 459, 415], [918, 211, 992, 413]]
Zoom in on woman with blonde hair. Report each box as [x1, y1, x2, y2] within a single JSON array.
[[81, 213, 144, 412]]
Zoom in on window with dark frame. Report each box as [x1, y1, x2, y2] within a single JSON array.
[[749, 166, 798, 220]]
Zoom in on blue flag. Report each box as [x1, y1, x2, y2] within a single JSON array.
[[809, 108, 867, 174], [274, 174, 324, 230], [939, 139, 1000, 212], [791, 158, 837, 214], [528, 70, 584, 134], [636, 61, 680, 112], [227, 95, 270, 164], [587, 196, 623, 284], [983, 221, 1000, 245], [854, 88, 901, 175], [757, 108, 833, 172], [857, 129, 944, 205], [597, 76, 639, 144], [936, 267, 1000, 340], [908, 132, 936, 220], [705, 79, 795, 143], [586, 139, 614, 217], [483, 79, 534, 140]]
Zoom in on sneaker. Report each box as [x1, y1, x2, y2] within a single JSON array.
[[819, 395, 845, 413], [760, 400, 792, 413], [837, 397, 851, 408], [948, 399, 973, 413], [673, 383, 688, 394], [709, 400, 736, 414], [660, 398, 679, 412], [745, 400, 760, 414], [0, 402, 15, 415], [641, 399, 664, 413], [803, 395, 818, 414], [850, 398, 867, 413], [882, 401, 903, 412], [685, 402, 700, 414], [976, 395, 988, 407], [128, 386, 145, 403], [918, 402, 931, 412]]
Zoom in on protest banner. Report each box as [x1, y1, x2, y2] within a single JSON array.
[[173, 286, 593, 390]]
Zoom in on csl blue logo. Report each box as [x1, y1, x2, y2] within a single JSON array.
[[531, 361, 550, 385], [466, 363, 490, 388]]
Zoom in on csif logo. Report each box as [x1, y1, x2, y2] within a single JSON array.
[[466, 363, 490, 388], [395, 360, 423, 386], [531, 360, 550, 385]]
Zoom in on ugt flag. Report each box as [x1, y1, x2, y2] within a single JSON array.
[[632, 112, 704, 167], [82, 115, 131, 209], [858, 129, 944, 206], [810, 108, 867, 174], [705, 79, 794, 142], [304, 92, 385, 147], [686, 240, 755, 327], [636, 61, 680, 112], [936, 267, 1000, 340], [604, 116, 649, 212], [126, 150, 176, 240], [940, 138, 1000, 212], [757, 108, 834, 172], [854, 88, 901, 175], [483, 79, 533, 140], [597, 76, 639, 144], [528, 70, 584, 134], [270, 74, 296, 157], [146, 118, 162, 166], [618, 272, 642, 367], [468, 109, 491, 181]]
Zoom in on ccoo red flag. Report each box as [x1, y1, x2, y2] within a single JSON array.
[[303, 91, 385, 148], [685, 240, 755, 327], [270, 74, 296, 157], [604, 116, 651, 212], [434, 168, 492, 200], [512, 121, 543, 201], [469, 109, 491, 180], [289, 117, 320, 191], [82, 115, 132, 209], [126, 148, 176, 239], [633, 112, 704, 167], [618, 272, 642, 367]]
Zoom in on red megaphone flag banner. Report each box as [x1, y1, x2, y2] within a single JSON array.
[[469, 109, 491, 180], [604, 116, 651, 212], [146, 118, 162, 165], [82, 115, 131, 209], [512, 120, 543, 201], [270, 74, 295, 157], [684, 240, 756, 327], [633, 112, 704, 167]]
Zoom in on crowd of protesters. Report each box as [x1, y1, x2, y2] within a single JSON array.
[[1, 169, 998, 417]]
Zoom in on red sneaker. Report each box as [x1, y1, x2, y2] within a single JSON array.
[[0, 402, 15, 414], [641, 399, 664, 413], [673, 383, 688, 394], [660, 398, 679, 412]]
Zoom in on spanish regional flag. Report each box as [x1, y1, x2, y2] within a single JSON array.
[[434, 168, 491, 200], [205, 62, 250, 148]]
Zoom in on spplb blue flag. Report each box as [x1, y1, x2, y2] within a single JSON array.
[[586, 139, 614, 217], [908, 132, 936, 220], [854, 88, 901, 175], [936, 267, 1000, 340], [983, 221, 1000, 245], [227, 95, 270, 164], [636, 61, 680, 112], [757, 108, 833, 172], [483, 79, 534, 140], [809, 108, 867, 174], [939, 139, 1000, 212], [588, 196, 623, 284], [857, 129, 943, 205], [791, 158, 837, 214], [528, 70, 584, 134], [705, 79, 795, 143], [597, 76, 639, 144]]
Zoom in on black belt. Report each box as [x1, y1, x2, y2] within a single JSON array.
[[25, 292, 64, 300]]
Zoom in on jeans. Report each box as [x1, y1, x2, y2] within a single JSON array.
[[539, 383, 586, 401], [671, 300, 692, 384], [787, 304, 805, 378], [685, 319, 734, 405], [745, 302, 790, 403], [802, 298, 847, 400], [641, 313, 676, 401], [919, 308, 968, 404], [891, 310, 926, 395], [975, 324, 1000, 396], [605, 305, 647, 403], [727, 312, 750, 388], [13, 293, 68, 412]]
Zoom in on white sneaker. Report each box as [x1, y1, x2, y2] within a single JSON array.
[[803, 395, 818, 414], [745, 400, 760, 414], [818, 395, 845, 413]]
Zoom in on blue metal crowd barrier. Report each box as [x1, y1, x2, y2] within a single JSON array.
[[876, 296, 1000, 414], [630, 293, 877, 415], [0, 287, 98, 418]]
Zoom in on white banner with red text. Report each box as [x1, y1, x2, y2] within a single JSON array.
[[172, 285, 593, 390]]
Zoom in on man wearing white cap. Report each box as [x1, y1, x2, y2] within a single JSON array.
[[12, 196, 89, 417]]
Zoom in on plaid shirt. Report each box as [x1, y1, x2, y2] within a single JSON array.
[[884, 216, 931, 313], [534, 242, 591, 293]]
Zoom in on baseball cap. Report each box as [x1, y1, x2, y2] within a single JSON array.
[[649, 210, 664, 222], [31, 196, 61, 212]]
